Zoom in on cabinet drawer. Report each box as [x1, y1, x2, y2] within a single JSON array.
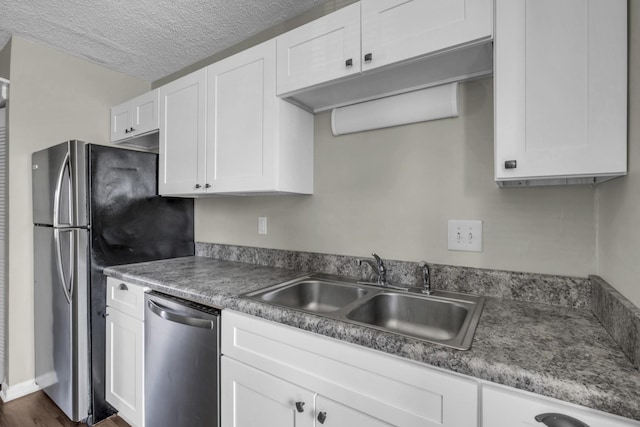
[[222, 310, 478, 427], [106, 277, 146, 320], [482, 385, 640, 427]]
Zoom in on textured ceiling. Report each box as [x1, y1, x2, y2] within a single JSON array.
[[0, 0, 326, 82]]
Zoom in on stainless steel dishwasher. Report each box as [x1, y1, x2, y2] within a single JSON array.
[[145, 292, 220, 427]]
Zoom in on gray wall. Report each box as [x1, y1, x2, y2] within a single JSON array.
[[596, 1, 640, 307], [195, 78, 597, 278], [0, 40, 10, 79]]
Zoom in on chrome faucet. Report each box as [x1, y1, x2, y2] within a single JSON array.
[[357, 253, 388, 286], [420, 261, 432, 295]]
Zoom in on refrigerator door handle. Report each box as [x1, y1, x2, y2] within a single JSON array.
[[53, 151, 72, 228], [53, 228, 75, 304]]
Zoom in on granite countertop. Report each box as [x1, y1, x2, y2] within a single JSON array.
[[104, 256, 640, 421]]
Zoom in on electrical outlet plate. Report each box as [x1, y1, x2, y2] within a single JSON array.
[[448, 220, 483, 252], [258, 217, 267, 235]]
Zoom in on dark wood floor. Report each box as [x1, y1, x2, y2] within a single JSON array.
[[0, 391, 130, 427]]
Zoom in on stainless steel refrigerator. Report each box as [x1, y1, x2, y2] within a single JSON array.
[[32, 141, 194, 424]]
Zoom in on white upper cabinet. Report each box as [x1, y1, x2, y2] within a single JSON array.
[[110, 89, 159, 143], [159, 40, 313, 196], [276, 0, 493, 111], [158, 68, 207, 195], [111, 104, 131, 142], [276, 2, 361, 96], [494, 0, 627, 186], [207, 39, 313, 194], [360, 0, 493, 72]]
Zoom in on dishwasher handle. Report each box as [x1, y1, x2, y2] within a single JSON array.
[[147, 299, 215, 329]]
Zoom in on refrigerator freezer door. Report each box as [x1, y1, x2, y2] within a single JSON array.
[[32, 141, 89, 227], [33, 142, 72, 226], [34, 226, 90, 422]]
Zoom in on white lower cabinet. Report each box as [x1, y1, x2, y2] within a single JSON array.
[[221, 310, 640, 427], [482, 385, 640, 427], [105, 278, 145, 427], [222, 357, 392, 427], [222, 357, 315, 427], [314, 395, 392, 426], [221, 310, 478, 427]]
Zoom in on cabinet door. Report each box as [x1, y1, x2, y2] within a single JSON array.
[[483, 385, 640, 427], [206, 40, 276, 193], [361, 0, 493, 72], [130, 89, 159, 136], [314, 395, 391, 427], [495, 0, 627, 182], [276, 2, 361, 96], [159, 68, 207, 195], [110, 102, 131, 142], [106, 278, 145, 321], [221, 357, 315, 427], [105, 308, 144, 427]]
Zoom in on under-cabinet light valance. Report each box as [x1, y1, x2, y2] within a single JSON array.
[[330, 82, 458, 136]]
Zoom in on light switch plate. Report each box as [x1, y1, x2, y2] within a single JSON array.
[[258, 217, 268, 235], [448, 220, 483, 252]]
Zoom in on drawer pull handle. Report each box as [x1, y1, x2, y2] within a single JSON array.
[[535, 413, 590, 427], [345, 58, 353, 68], [317, 411, 327, 424], [504, 160, 517, 169], [295, 401, 305, 413], [364, 53, 373, 62], [118, 283, 128, 291]]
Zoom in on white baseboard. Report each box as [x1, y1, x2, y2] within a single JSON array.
[[0, 378, 40, 402]]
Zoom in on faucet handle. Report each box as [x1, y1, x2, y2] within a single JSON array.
[[420, 261, 432, 294]]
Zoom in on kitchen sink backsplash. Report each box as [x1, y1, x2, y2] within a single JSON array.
[[196, 242, 640, 370], [195, 242, 590, 309]]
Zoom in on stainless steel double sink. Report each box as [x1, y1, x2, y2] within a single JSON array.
[[244, 275, 485, 350]]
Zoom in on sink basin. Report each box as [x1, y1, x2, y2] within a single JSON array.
[[245, 275, 485, 350], [249, 279, 369, 313], [345, 293, 478, 347]]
